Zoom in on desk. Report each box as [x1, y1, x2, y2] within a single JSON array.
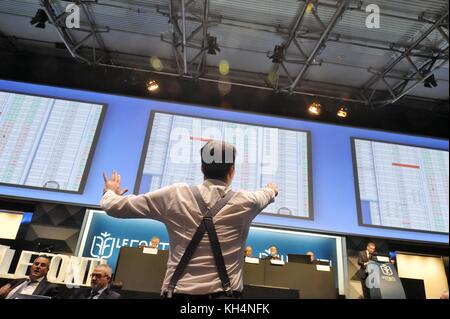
[[244, 259, 336, 299], [114, 247, 336, 298]]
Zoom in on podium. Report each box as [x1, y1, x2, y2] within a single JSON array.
[[114, 247, 169, 293], [366, 261, 406, 299]]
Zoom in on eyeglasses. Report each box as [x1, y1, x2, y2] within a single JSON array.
[[91, 273, 108, 278]]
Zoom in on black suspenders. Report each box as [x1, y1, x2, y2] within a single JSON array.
[[166, 186, 235, 298]]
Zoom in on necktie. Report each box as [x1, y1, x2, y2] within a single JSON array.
[[7, 279, 38, 299], [89, 290, 100, 299]]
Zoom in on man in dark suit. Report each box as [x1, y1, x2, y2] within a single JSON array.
[[306, 251, 319, 265], [358, 242, 376, 299], [0, 255, 58, 299], [264, 245, 280, 260], [70, 264, 120, 299]]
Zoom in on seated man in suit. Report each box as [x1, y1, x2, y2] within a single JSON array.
[[306, 251, 318, 265], [0, 255, 59, 299], [70, 264, 121, 299], [150, 236, 160, 249], [264, 245, 280, 260], [358, 242, 376, 299]]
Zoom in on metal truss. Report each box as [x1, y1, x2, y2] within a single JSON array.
[[267, 0, 349, 93], [158, 0, 218, 78], [361, 11, 449, 107], [39, 0, 111, 65]]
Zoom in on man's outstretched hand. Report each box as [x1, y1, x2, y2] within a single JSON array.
[[103, 171, 128, 196], [266, 183, 279, 197]]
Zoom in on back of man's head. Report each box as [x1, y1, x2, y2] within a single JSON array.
[[201, 140, 236, 181]]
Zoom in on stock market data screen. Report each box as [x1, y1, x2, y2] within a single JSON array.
[[353, 138, 449, 233], [135, 112, 313, 219], [0, 90, 105, 193]]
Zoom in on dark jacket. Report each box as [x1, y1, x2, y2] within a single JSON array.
[[69, 286, 121, 299], [263, 255, 280, 260], [357, 250, 372, 280], [4, 277, 59, 299]]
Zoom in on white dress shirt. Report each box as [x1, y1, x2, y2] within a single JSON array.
[[6, 276, 44, 299], [100, 179, 276, 295]]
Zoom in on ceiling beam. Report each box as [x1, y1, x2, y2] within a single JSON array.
[[362, 11, 449, 106], [0, 29, 18, 52], [373, 57, 449, 107], [40, 0, 90, 63], [266, 0, 314, 90], [76, 0, 112, 64], [39, 0, 110, 64], [287, 0, 349, 92], [160, 0, 213, 78]]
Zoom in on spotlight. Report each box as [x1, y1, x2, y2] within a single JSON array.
[[150, 56, 164, 71], [207, 35, 220, 55], [306, 3, 315, 14], [267, 70, 278, 86], [30, 9, 49, 29], [269, 45, 285, 63], [337, 106, 348, 118], [219, 60, 230, 76], [146, 80, 159, 92], [424, 74, 438, 88], [308, 102, 322, 116]]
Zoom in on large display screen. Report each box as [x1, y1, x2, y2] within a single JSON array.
[[352, 138, 449, 234], [135, 112, 313, 219], [0, 90, 105, 193], [0, 80, 448, 244]]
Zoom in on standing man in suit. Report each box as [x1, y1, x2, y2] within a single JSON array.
[[70, 264, 121, 299], [0, 255, 58, 299], [358, 242, 376, 299]]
